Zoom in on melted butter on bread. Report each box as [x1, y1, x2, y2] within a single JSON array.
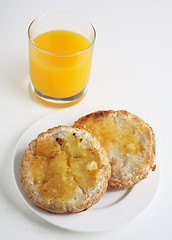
[[73, 110, 156, 190], [77, 117, 143, 157], [27, 133, 101, 201], [86, 161, 98, 171]]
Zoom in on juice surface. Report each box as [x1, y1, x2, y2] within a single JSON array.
[[29, 30, 93, 98]]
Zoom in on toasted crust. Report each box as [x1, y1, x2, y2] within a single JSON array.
[[20, 126, 111, 213], [74, 110, 156, 190]]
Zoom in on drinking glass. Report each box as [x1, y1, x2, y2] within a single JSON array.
[[28, 12, 96, 104]]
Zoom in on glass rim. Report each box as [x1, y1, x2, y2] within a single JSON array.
[[28, 11, 96, 57]]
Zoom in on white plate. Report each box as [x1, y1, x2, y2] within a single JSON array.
[[12, 107, 160, 232]]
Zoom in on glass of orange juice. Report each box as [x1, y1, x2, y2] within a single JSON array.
[[28, 12, 96, 104]]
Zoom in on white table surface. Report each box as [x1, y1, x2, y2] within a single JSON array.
[[1, 0, 172, 239]]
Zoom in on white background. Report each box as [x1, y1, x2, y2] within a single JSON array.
[[1, 0, 172, 239]]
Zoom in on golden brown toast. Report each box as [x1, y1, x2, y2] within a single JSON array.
[[20, 126, 111, 213], [74, 110, 156, 190]]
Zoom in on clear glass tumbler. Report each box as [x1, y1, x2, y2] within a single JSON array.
[[28, 12, 96, 104]]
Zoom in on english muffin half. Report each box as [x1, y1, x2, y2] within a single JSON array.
[[74, 110, 156, 190], [20, 126, 111, 213]]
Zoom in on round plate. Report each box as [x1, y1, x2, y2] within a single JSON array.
[[12, 107, 160, 232]]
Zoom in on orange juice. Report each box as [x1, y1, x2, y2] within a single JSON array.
[[29, 30, 93, 98]]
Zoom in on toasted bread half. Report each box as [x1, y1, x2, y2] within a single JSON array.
[[74, 110, 156, 190], [20, 126, 111, 213]]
